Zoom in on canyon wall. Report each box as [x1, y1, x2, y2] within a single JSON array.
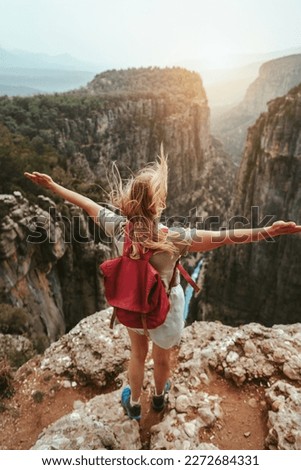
[[193, 84, 301, 326], [51, 67, 233, 216], [212, 54, 301, 162], [0, 192, 108, 348]]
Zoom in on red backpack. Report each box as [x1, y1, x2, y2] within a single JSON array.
[[99, 223, 199, 333]]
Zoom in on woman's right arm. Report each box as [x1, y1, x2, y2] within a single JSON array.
[[24, 172, 103, 222], [187, 221, 301, 253]]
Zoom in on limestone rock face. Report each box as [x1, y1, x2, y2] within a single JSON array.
[[32, 391, 141, 450], [180, 321, 301, 387], [0, 192, 107, 345], [26, 310, 301, 450], [265, 381, 301, 450], [55, 68, 212, 206], [40, 308, 130, 387], [212, 54, 301, 161], [242, 55, 301, 116], [196, 83, 301, 326]]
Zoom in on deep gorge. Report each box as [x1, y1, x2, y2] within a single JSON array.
[[1, 65, 301, 365]]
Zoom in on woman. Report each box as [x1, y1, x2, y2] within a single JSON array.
[[24, 155, 301, 421]]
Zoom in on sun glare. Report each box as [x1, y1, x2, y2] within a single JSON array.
[[205, 54, 237, 69], [201, 43, 239, 70]]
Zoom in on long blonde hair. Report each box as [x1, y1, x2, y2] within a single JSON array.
[[109, 150, 179, 256]]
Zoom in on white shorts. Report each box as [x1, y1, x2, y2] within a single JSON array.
[[128, 284, 185, 349]]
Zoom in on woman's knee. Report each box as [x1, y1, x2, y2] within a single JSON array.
[[152, 345, 171, 368], [128, 330, 149, 362], [131, 345, 148, 363]]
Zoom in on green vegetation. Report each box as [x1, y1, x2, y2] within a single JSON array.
[[0, 123, 62, 200], [0, 94, 118, 202], [0, 93, 105, 136], [0, 303, 30, 335], [0, 94, 107, 163], [88, 66, 204, 99]]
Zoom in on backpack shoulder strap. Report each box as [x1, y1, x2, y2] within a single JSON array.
[[167, 257, 200, 294], [176, 260, 200, 292], [122, 223, 131, 255], [161, 225, 200, 293]]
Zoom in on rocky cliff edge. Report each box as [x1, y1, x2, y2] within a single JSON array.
[[1, 309, 301, 450]]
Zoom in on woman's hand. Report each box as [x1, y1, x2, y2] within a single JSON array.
[[24, 172, 56, 191], [24, 171, 103, 219], [268, 220, 301, 237]]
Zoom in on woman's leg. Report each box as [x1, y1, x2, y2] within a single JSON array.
[[152, 343, 171, 395], [127, 329, 149, 401]]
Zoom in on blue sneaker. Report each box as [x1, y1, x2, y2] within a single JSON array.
[[121, 386, 141, 420], [151, 381, 171, 411]]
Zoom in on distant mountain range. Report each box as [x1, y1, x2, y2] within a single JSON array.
[[0, 67, 97, 96], [0, 47, 102, 71], [1, 46, 301, 100], [0, 48, 105, 96]]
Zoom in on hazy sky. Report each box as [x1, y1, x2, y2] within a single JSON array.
[[1, 0, 300, 69]]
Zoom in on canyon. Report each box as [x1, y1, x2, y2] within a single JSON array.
[[1, 58, 301, 451], [0, 60, 300, 363]]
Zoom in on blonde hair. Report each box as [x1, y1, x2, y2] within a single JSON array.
[[109, 149, 179, 256]]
